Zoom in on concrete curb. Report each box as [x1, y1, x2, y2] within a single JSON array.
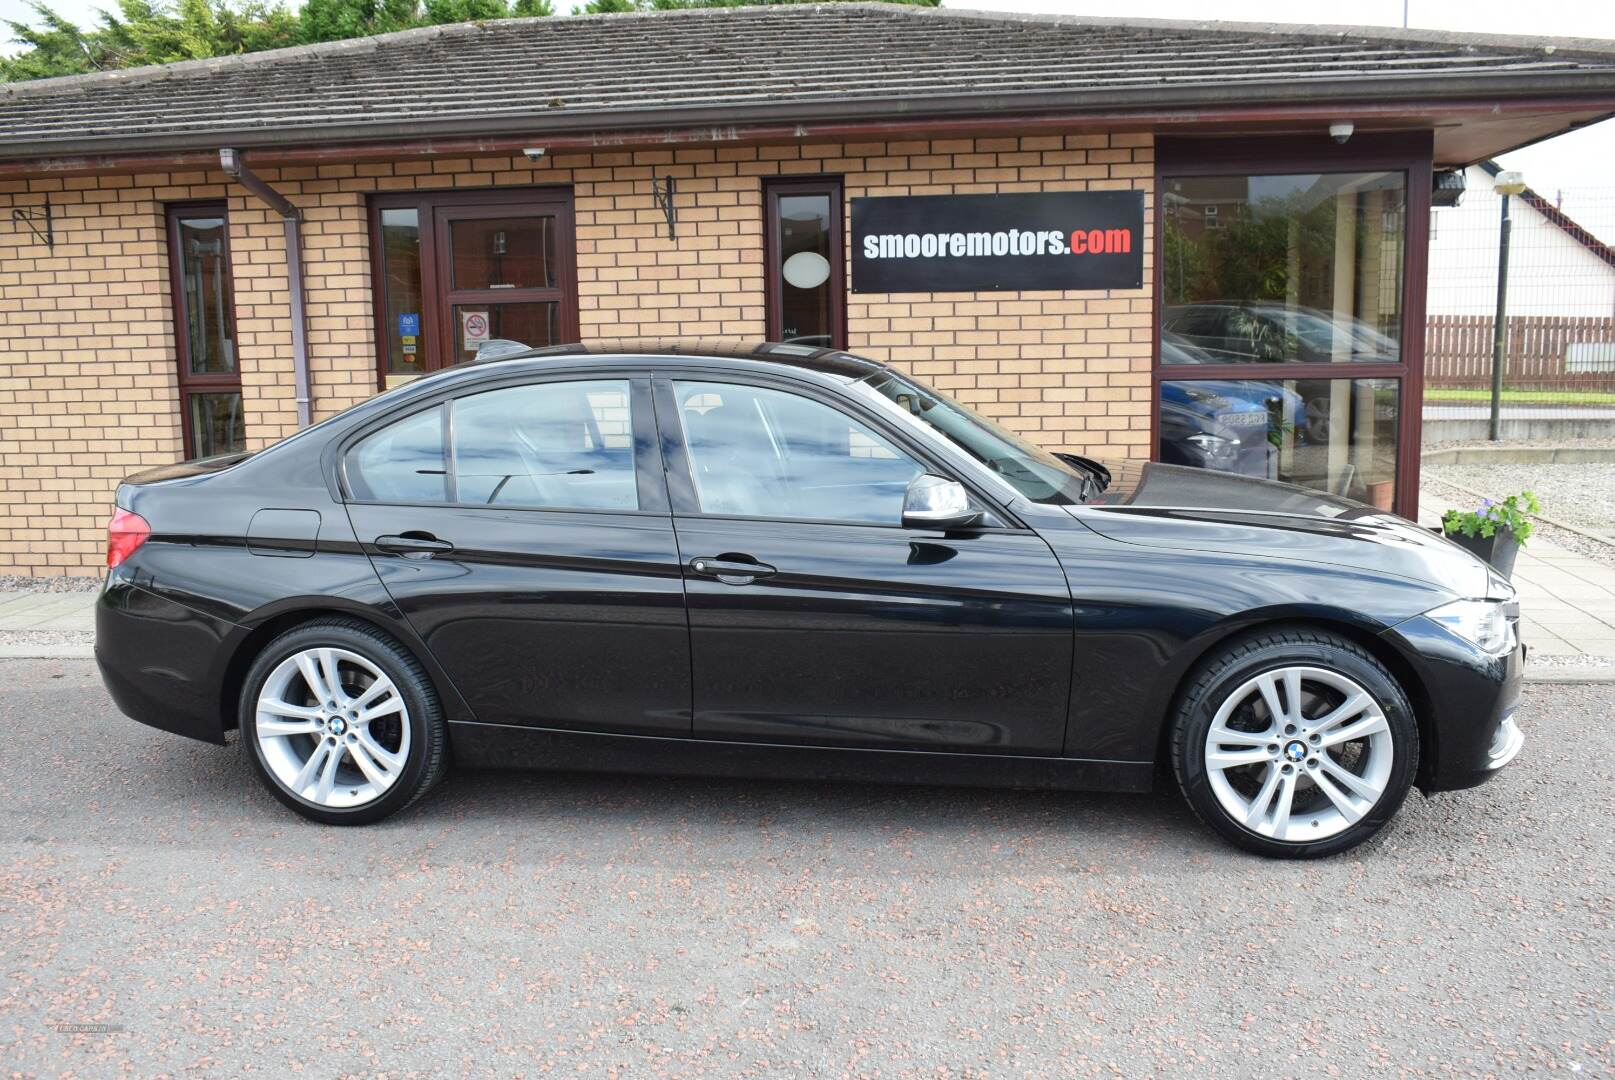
[[1523, 667, 1615, 684], [1422, 446, 1615, 466], [0, 644, 94, 660]]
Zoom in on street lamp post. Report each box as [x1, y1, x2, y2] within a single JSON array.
[[1490, 170, 1527, 441]]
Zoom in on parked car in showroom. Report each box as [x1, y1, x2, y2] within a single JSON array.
[[96, 341, 1523, 858]]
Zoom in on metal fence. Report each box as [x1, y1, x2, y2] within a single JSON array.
[[1424, 179, 1615, 406]]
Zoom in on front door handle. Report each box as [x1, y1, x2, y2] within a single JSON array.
[[689, 555, 776, 585], [374, 532, 455, 558]]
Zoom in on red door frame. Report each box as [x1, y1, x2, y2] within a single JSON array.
[[367, 186, 579, 389], [763, 176, 847, 349], [1151, 132, 1433, 520], [165, 200, 242, 459]]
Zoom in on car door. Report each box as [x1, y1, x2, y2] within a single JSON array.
[[655, 374, 1074, 755], [343, 373, 691, 737]]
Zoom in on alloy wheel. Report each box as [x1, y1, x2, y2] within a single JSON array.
[[254, 646, 412, 809], [1203, 665, 1393, 843]]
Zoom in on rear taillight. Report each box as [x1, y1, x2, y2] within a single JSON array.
[[107, 508, 151, 568]]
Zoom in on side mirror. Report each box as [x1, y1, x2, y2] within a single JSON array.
[[902, 474, 981, 531]]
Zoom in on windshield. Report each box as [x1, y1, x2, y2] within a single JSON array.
[[854, 370, 1093, 505]]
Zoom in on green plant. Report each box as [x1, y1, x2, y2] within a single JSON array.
[[1442, 492, 1542, 544]]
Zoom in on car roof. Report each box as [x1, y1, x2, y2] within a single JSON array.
[[464, 338, 887, 382]]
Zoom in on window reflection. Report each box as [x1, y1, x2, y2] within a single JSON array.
[[675, 382, 920, 523], [453, 381, 637, 510], [380, 208, 424, 375], [347, 406, 447, 503], [187, 393, 244, 459], [450, 217, 555, 291], [773, 190, 837, 347], [1159, 378, 1398, 509], [176, 215, 235, 375], [1161, 172, 1405, 364]]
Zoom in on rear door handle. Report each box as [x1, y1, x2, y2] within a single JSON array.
[[689, 555, 776, 584], [374, 532, 455, 558]]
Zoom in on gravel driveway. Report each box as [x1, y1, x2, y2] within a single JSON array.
[[1424, 461, 1615, 536], [2, 659, 1610, 1076]]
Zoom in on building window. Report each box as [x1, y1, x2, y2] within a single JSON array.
[[765, 178, 844, 349], [369, 189, 578, 387], [166, 203, 244, 459], [1158, 164, 1414, 513]]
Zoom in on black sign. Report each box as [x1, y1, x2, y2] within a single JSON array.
[[850, 191, 1144, 294]]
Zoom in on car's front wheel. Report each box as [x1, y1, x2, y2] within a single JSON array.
[[240, 618, 448, 824], [1171, 628, 1418, 858]]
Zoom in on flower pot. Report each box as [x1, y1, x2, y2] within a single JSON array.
[[1444, 527, 1521, 579]]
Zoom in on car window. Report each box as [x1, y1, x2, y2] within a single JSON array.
[[452, 380, 637, 510], [674, 381, 921, 524], [347, 405, 448, 503]]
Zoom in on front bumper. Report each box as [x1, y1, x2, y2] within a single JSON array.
[[1382, 613, 1525, 793], [1485, 712, 1525, 772]]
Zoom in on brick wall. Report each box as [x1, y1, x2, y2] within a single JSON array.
[[0, 132, 1154, 575]]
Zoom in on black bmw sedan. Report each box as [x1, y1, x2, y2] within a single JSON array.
[[96, 341, 1524, 858]]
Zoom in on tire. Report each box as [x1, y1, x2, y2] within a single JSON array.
[[1171, 628, 1418, 859], [239, 617, 449, 825]]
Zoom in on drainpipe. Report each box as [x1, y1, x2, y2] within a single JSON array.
[[219, 148, 312, 429]]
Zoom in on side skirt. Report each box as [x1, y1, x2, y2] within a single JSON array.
[[447, 721, 1155, 794]]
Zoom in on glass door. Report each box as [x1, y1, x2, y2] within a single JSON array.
[[435, 204, 568, 365], [370, 189, 577, 387], [1154, 147, 1428, 517]]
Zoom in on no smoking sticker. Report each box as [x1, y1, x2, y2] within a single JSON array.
[[461, 310, 490, 346]]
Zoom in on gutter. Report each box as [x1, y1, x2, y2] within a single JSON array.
[[218, 148, 312, 431], [6, 73, 1615, 165], [7, 92, 1615, 179]]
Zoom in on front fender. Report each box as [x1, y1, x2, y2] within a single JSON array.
[[1039, 522, 1453, 762]]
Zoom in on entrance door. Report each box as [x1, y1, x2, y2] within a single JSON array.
[[369, 189, 579, 388], [1154, 138, 1430, 518], [655, 375, 1075, 755]]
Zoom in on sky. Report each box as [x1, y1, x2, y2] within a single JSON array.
[[2, 0, 1613, 233]]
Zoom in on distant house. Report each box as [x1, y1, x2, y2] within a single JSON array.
[[1428, 161, 1615, 318]]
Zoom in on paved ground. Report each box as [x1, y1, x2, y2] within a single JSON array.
[[1, 659, 1609, 1076]]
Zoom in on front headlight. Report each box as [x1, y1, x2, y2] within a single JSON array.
[[1427, 598, 1516, 654]]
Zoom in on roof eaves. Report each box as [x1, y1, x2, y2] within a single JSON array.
[[5, 67, 1615, 163]]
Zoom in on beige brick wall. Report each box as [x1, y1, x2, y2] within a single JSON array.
[[0, 132, 1154, 575]]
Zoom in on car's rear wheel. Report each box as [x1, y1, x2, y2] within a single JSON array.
[[240, 618, 447, 824], [1171, 628, 1418, 859]]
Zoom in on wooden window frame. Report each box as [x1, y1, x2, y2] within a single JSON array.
[[165, 200, 242, 459], [764, 177, 847, 349], [1152, 133, 1433, 519], [367, 187, 580, 390]]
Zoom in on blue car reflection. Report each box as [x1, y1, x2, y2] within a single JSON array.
[[1159, 334, 1305, 478]]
